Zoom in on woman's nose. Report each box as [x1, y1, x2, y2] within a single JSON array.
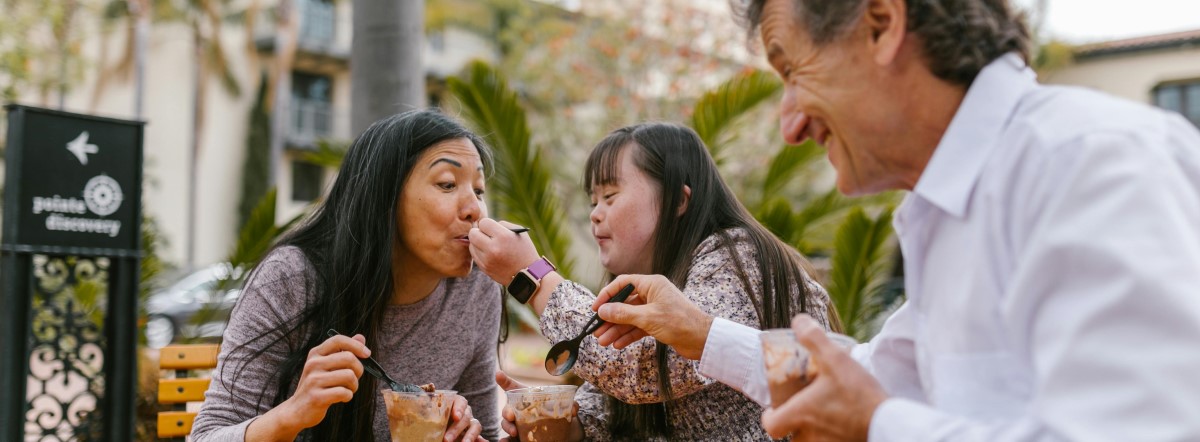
[[461, 193, 482, 221]]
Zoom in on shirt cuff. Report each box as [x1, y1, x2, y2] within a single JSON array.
[[698, 317, 770, 407], [869, 397, 950, 442]]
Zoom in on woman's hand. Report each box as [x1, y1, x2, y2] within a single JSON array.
[[495, 371, 529, 440], [249, 334, 369, 440], [496, 371, 584, 442], [468, 218, 540, 286], [443, 394, 486, 442]]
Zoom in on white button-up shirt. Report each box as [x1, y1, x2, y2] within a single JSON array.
[[699, 53, 1200, 441]]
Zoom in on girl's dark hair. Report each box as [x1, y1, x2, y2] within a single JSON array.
[[227, 109, 495, 440], [584, 122, 839, 438]]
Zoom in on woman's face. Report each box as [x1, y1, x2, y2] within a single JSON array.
[[589, 147, 660, 276], [395, 138, 487, 279]]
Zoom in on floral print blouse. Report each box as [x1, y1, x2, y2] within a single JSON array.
[[540, 228, 833, 441]]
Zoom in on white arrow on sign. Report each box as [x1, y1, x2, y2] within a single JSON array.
[[66, 131, 99, 165]]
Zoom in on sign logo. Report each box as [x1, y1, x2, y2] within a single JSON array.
[[83, 175, 123, 216], [66, 131, 99, 165]]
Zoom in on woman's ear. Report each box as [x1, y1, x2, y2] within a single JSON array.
[[677, 185, 692, 216]]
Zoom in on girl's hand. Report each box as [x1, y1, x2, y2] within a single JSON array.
[[468, 218, 540, 285], [443, 394, 485, 442]]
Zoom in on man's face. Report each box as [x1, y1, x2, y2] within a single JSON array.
[[760, 0, 904, 196]]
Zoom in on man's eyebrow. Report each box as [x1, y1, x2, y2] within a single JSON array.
[[430, 158, 463, 169]]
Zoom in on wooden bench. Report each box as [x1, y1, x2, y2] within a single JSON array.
[[157, 344, 219, 439]]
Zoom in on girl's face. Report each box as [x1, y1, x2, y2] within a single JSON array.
[[589, 147, 660, 276], [395, 138, 487, 279]]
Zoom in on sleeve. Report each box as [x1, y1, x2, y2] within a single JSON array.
[[698, 282, 853, 408], [697, 317, 770, 407], [869, 132, 1200, 441], [574, 382, 613, 442], [190, 251, 312, 442], [852, 300, 925, 403], [454, 281, 502, 441]]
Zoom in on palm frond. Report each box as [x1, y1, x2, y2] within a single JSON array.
[[446, 60, 576, 281], [826, 207, 895, 340], [761, 140, 823, 203], [755, 197, 798, 244], [689, 69, 781, 164], [790, 189, 849, 252], [300, 139, 349, 168], [224, 188, 283, 287]]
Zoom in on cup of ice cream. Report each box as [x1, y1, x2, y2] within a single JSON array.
[[505, 385, 578, 442], [381, 388, 456, 442], [760, 329, 857, 408]]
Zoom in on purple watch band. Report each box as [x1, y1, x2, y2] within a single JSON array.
[[526, 257, 556, 280]]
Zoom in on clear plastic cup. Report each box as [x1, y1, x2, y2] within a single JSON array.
[[760, 329, 857, 407], [381, 389, 456, 442], [505, 385, 578, 442]]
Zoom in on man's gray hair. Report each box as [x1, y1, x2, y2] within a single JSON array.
[[733, 0, 1031, 85]]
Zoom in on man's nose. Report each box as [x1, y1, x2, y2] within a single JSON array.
[[779, 87, 811, 145]]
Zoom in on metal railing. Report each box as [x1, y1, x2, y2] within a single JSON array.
[[289, 98, 333, 147]]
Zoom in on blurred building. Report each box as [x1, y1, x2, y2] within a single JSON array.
[[1042, 29, 1200, 128], [14, 0, 498, 267]]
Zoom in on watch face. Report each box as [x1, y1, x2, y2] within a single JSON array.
[[508, 274, 536, 303]]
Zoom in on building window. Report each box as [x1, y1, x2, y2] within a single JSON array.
[[291, 72, 333, 144], [1153, 81, 1200, 127], [292, 160, 325, 202]]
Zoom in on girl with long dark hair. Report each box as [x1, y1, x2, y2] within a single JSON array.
[[192, 110, 502, 441], [470, 122, 840, 440]]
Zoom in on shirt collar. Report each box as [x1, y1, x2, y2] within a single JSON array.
[[912, 53, 1038, 218]]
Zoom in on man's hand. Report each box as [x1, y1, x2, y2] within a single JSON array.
[[761, 316, 888, 441], [590, 274, 713, 360]]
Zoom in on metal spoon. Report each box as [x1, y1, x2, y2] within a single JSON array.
[[544, 283, 635, 376], [325, 329, 422, 392]]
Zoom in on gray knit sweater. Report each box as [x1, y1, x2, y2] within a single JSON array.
[[191, 246, 502, 441]]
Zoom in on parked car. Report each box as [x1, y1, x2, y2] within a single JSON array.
[[144, 263, 244, 349]]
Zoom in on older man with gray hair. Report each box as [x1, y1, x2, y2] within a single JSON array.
[[589, 0, 1200, 440]]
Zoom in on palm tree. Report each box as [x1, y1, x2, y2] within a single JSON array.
[[351, 0, 425, 134]]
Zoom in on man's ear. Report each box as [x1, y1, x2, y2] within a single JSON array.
[[677, 185, 692, 216], [863, 0, 907, 66]]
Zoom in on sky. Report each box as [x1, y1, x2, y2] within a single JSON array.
[[1012, 0, 1200, 43]]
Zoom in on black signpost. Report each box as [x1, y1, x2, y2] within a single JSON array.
[[1, 105, 143, 442]]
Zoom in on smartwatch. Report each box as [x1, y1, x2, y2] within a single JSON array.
[[507, 256, 557, 304]]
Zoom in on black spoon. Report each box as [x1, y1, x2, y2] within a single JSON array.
[[544, 283, 635, 376], [326, 329, 422, 393]]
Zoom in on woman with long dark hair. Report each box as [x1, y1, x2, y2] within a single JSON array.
[[192, 109, 502, 441], [471, 122, 840, 440]]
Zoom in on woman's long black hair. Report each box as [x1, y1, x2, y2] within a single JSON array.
[[583, 122, 841, 439], [226, 109, 494, 440]]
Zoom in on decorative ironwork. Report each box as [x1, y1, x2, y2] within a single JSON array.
[[23, 255, 109, 442]]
